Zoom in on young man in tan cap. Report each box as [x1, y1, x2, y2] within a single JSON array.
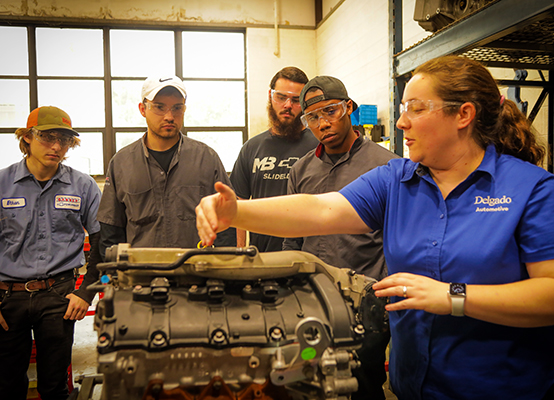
[[96, 75, 235, 255], [0, 106, 102, 399], [284, 75, 399, 400]]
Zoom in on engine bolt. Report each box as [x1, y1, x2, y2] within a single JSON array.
[[152, 333, 166, 346], [213, 331, 226, 343], [97, 335, 109, 348], [248, 355, 260, 368], [270, 328, 283, 341]]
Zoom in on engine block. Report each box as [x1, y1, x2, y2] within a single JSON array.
[[91, 245, 385, 400]]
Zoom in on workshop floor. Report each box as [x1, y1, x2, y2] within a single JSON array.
[[72, 304, 103, 399]]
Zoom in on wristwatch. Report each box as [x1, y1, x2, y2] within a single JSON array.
[[449, 283, 466, 317]]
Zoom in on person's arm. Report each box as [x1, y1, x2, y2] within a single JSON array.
[[196, 182, 370, 247], [99, 222, 127, 260], [69, 231, 102, 305], [64, 223, 127, 320], [64, 179, 102, 321], [372, 259, 554, 328]]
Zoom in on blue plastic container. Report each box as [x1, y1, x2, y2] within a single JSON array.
[[351, 104, 377, 125]]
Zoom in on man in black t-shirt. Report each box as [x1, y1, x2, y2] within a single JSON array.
[[230, 67, 318, 252]]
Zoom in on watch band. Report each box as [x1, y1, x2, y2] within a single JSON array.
[[449, 282, 466, 317], [451, 295, 465, 317]]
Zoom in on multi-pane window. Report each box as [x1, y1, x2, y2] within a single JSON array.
[[0, 25, 246, 175]]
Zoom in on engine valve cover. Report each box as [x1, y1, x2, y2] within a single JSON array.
[[92, 245, 386, 400]]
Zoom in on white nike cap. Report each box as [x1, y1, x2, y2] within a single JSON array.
[[141, 75, 187, 102]]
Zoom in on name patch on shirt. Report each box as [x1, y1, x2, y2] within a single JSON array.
[[55, 195, 82, 210], [2, 198, 26, 208]]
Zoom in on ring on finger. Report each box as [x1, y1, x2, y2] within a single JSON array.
[[402, 285, 408, 298]]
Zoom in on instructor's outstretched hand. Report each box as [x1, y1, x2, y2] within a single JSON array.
[[196, 182, 238, 246]]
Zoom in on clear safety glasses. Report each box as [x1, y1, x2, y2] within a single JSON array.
[[300, 101, 347, 129], [270, 89, 301, 107], [146, 101, 186, 116], [32, 129, 76, 148], [399, 99, 462, 120]]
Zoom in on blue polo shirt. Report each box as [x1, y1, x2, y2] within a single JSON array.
[[0, 159, 101, 281], [340, 145, 554, 399]]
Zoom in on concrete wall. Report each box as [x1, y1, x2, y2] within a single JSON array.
[[315, 1, 391, 133], [0, 0, 315, 27], [313, 0, 429, 140], [246, 27, 316, 136]]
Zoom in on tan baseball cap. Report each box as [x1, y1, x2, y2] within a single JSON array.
[[26, 106, 79, 136]]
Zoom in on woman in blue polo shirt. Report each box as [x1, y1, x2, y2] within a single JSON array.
[[196, 55, 554, 399]]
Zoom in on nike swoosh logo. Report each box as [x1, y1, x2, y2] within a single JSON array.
[[159, 78, 172, 82]]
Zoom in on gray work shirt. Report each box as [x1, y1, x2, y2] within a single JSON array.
[[283, 134, 399, 279], [0, 160, 101, 281], [97, 133, 232, 248]]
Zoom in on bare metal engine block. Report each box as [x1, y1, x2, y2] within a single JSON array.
[[91, 245, 385, 400]]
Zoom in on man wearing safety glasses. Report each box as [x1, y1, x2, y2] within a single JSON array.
[[284, 76, 398, 400], [96, 75, 235, 257], [0, 106, 102, 399], [230, 67, 318, 252]]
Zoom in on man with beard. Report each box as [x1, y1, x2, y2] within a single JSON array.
[[230, 67, 318, 251], [96, 75, 235, 256]]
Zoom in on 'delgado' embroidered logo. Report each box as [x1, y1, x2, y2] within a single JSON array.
[[474, 195, 511, 212]]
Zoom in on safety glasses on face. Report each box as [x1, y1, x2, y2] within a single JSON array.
[[270, 89, 301, 107], [32, 129, 76, 147], [146, 101, 186, 116], [300, 100, 348, 129], [399, 99, 463, 120]]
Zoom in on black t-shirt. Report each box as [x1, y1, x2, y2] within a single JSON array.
[[230, 129, 318, 252], [148, 141, 179, 173]]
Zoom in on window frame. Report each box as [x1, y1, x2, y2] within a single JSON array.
[[0, 23, 248, 176]]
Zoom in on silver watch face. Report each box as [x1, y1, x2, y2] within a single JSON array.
[[450, 283, 466, 295]]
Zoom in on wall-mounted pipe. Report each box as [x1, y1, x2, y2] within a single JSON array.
[[274, 0, 280, 57]]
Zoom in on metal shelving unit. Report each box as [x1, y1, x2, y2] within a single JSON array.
[[389, 0, 554, 172]]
